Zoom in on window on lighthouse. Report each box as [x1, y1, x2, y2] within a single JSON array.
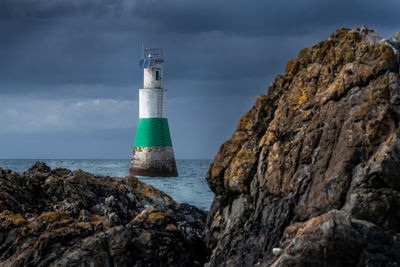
[[155, 70, 160, 80]]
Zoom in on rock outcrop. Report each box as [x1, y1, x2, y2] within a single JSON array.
[[205, 27, 400, 266], [0, 162, 206, 266]]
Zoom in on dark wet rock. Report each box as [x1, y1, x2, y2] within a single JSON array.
[[0, 162, 207, 266], [205, 27, 400, 266]]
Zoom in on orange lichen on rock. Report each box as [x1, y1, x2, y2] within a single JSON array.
[[259, 131, 276, 147], [0, 210, 27, 227], [89, 215, 108, 226], [78, 222, 91, 229], [286, 59, 299, 75], [298, 47, 309, 64], [10, 214, 27, 226], [298, 89, 309, 105], [148, 212, 165, 225], [40, 212, 69, 223]]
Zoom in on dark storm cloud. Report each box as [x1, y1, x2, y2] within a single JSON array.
[[0, 0, 399, 99], [1, 0, 398, 35]]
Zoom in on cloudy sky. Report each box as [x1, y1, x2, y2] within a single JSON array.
[[0, 0, 399, 159]]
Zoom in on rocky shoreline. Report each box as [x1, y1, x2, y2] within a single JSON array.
[[0, 162, 207, 266], [1, 27, 400, 266]]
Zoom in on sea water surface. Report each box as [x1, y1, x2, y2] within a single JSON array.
[[0, 159, 214, 210]]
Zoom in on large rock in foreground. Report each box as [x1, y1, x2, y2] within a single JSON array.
[[0, 162, 206, 266], [205, 27, 400, 266]]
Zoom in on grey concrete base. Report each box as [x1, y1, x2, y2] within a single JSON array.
[[129, 146, 178, 177]]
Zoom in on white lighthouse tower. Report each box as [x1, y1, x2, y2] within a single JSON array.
[[129, 48, 178, 177]]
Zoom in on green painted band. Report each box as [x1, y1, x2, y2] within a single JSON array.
[[134, 118, 173, 147]]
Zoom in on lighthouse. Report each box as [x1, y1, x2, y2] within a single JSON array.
[[129, 48, 178, 177]]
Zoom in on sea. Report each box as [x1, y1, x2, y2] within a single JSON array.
[[0, 159, 214, 211]]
